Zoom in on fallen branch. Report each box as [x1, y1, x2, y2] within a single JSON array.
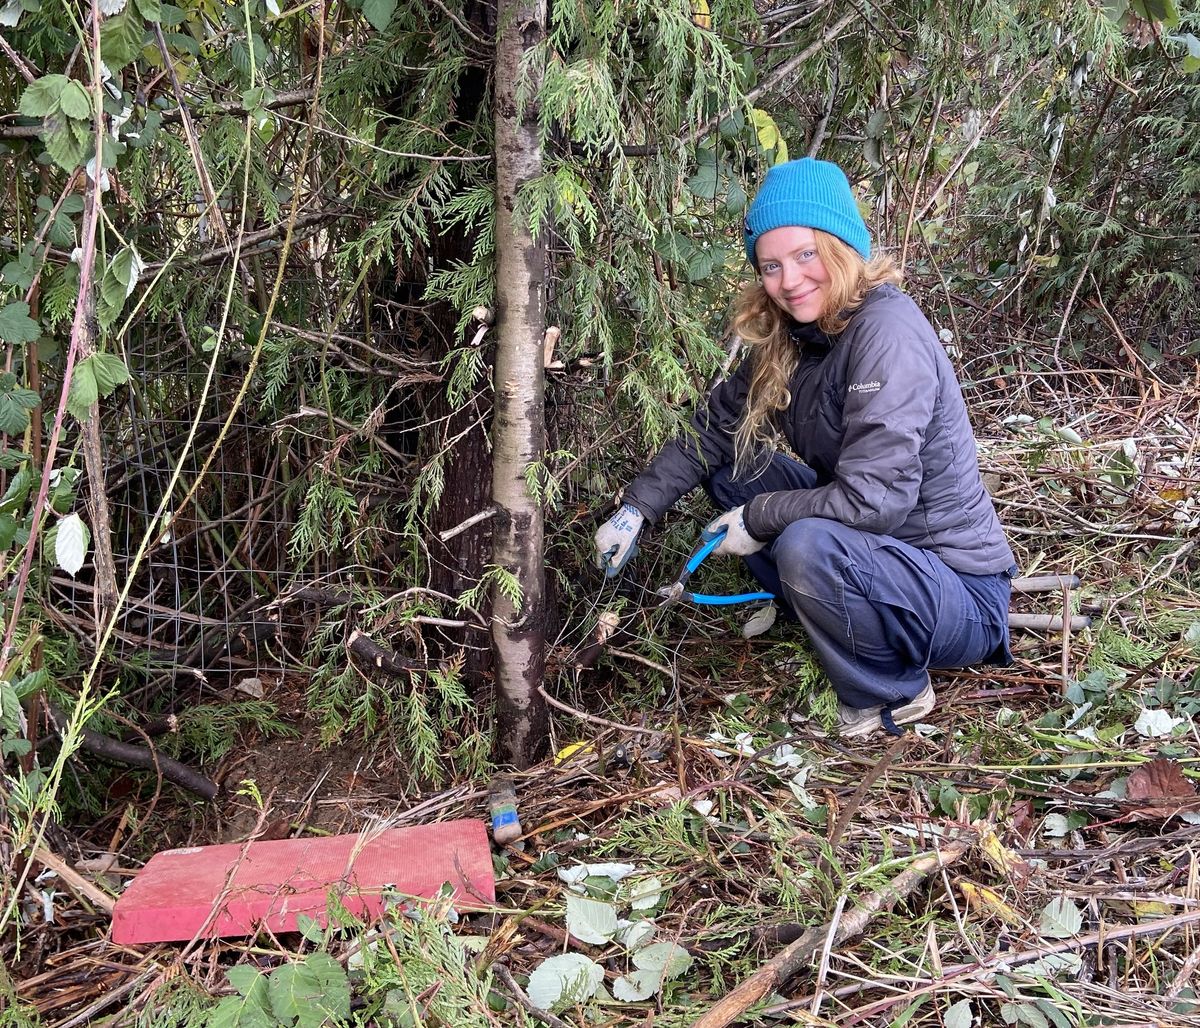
[[843, 907, 1200, 1024], [51, 705, 219, 800], [492, 963, 573, 1028], [1008, 613, 1091, 633], [32, 845, 116, 914], [346, 628, 426, 675], [692, 833, 976, 1028]]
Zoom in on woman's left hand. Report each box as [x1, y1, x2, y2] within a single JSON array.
[[702, 505, 765, 557]]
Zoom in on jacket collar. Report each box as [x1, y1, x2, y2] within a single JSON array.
[[787, 320, 835, 357]]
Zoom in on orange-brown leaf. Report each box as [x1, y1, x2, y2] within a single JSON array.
[[1126, 757, 1197, 802]]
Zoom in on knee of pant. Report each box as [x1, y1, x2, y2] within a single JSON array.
[[705, 464, 739, 509], [775, 519, 849, 593]]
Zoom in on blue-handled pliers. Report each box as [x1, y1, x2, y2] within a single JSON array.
[[655, 529, 775, 607]]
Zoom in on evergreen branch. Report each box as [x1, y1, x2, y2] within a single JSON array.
[[0, 90, 315, 139], [685, 9, 856, 146], [136, 209, 342, 280], [694, 833, 977, 1027], [161, 88, 315, 123], [427, 0, 489, 46], [914, 61, 1043, 222]]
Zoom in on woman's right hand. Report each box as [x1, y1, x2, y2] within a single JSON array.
[[594, 502, 645, 577]]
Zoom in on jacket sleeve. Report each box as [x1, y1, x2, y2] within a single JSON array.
[[622, 358, 753, 523], [744, 325, 937, 539]]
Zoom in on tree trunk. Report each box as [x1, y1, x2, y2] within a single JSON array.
[[491, 0, 548, 768]]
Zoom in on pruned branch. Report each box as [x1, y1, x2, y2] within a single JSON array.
[[50, 705, 219, 800], [693, 834, 976, 1027]]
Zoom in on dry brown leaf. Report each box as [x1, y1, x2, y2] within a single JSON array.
[[1126, 757, 1197, 802]]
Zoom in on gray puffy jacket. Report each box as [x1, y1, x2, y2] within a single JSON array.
[[624, 284, 1015, 576]]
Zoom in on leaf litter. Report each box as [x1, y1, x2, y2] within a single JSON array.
[[13, 364, 1200, 1028]]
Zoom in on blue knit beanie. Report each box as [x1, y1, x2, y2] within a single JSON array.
[[743, 158, 871, 267]]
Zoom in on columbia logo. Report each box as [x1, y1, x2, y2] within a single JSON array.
[[848, 381, 882, 393]]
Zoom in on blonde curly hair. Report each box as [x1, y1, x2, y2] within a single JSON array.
[[731, 230, 902, 475]]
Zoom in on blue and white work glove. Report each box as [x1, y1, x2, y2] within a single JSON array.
[[702, 505, 765, 557], [594, 502, 645, 577]]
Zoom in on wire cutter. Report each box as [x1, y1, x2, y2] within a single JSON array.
[[655, 529, 776, 607]]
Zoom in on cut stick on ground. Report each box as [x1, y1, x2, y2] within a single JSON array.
[[1008, 613, 1091, 633], [1010, 575, 1081, 593], [33, 846, 116, 914], [691, 834, 975, 1028]]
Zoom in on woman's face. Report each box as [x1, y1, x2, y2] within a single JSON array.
[[755, 226, 831, 324]]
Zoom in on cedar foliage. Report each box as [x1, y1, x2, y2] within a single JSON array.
[[0, 0, 1196, 810]]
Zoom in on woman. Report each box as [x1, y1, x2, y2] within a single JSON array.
[[594, 158, 1016, 738]]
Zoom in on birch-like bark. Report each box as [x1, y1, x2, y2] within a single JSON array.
[[491, 0, 548, 768]]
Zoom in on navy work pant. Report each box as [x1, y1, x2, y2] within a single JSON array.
[[707, 456, 1012, 710]]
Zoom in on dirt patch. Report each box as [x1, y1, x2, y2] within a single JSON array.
[[201, 676, 411, 844]]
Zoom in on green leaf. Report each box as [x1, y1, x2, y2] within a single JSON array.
[[2, 252, 37, 290], [361, 0, 396, 31], [163, 31, 199, 55], [42, 114, 89, 171], [101, 7, 147, 70], [18, 74, 68, 117], [632, 941, 693, 979], [0, 302, 40, 345], [1, 681, 22, 735], [133, 0, 161, 21], [686, 161, 719, 200], [1034, 996, 1078, 1028], [49, 466, 80, 515], [58, 81, 92, 120], [612, 968, 660, 1002], [1038, 897, 1083, 939], [209, 968, 273, 1028], [66, 361, 99, 421], [526, 953, 604, 1011], [945, 999, 973, 1028], [99, 247, 142, 327], [55, 511, 89, 576], [0, 463, 32, 513], [1130, 0, 1179, 25], [1103, 0, 1129, 21], [11, 667, 49, 700], [128, 108, 163, 148], [0, 377, 41, 435], [627, 875, 664, 911], [0, 512, 18, 550], [267, 954, 351, 1028], [564, 894, 618, 944], [295, 913, 326, 944], [1170, 32, 1200, 72], [92, 353, 131, 394]]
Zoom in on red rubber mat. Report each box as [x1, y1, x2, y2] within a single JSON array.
[[111, 819, 494, 944]]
